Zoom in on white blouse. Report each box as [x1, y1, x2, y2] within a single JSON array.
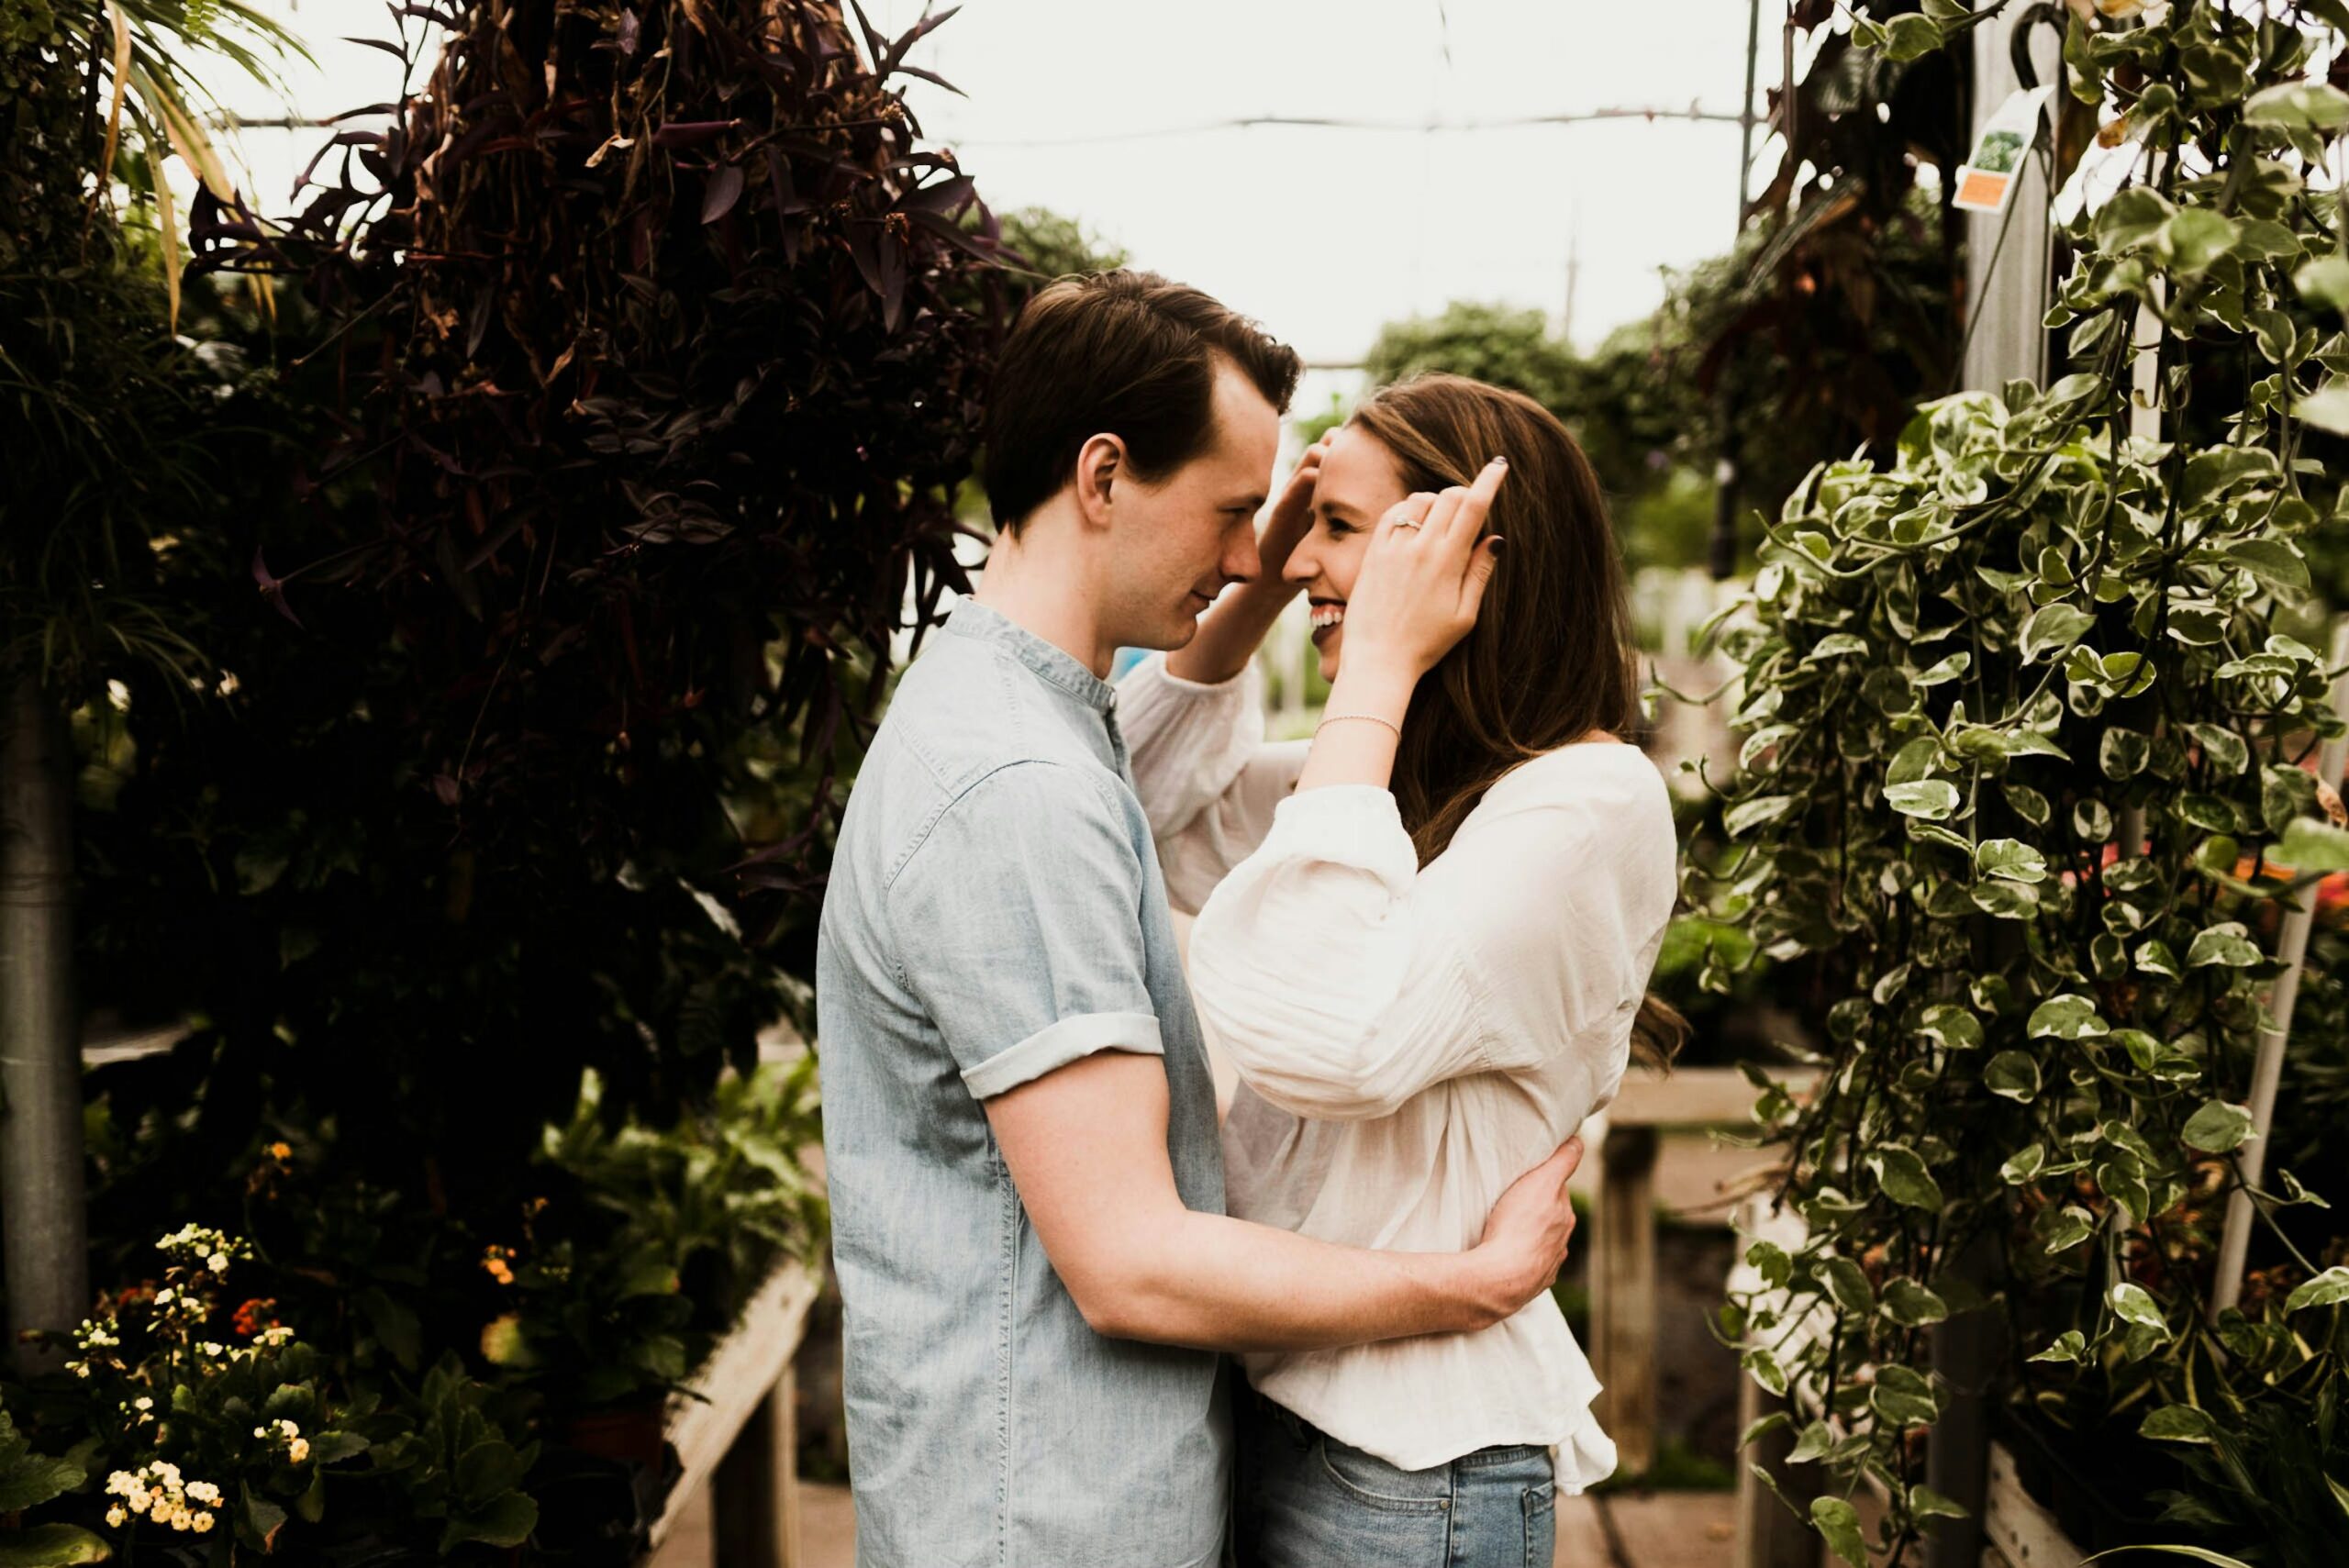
[[1116, 653, 1676, 1483]]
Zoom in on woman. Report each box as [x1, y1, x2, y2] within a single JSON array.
[[1116, 373, 1680, 1568]]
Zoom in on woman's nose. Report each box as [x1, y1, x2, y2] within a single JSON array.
[[1282, 537, 1319, 588]]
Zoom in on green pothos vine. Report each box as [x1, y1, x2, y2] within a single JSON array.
[[1701, 4, 2349, 1562]]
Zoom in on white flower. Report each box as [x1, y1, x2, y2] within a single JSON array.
[[126, 1491, 150, 1516], [207, 1251, 229, 1273], [105, 1507, 127, 1529], [253, 1427, 267, 1439], [288, 1439, 310, 1463], [133, 1396, 152, 1411], [152, 1289, 173, 1305]]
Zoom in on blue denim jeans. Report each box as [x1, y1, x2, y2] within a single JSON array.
[[1234, 1387, 1557, 1568]]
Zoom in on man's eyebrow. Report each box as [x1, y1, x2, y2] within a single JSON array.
[[1228, 491, 1268, 510]]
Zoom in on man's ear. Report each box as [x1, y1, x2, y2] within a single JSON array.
[[1073, 433, 1122, 531]]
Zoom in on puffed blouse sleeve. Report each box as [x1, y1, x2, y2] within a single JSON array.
[[1116, 653, 1308, 916], [1185, 751, 1675, 1123]]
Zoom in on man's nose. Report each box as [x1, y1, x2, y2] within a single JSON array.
[[1224, 522, 1262, 585]]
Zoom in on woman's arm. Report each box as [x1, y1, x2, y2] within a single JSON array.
[[1164, 435, 1326, 685]]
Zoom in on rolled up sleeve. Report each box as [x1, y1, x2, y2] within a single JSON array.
[[887, 762, 1164, 1099]]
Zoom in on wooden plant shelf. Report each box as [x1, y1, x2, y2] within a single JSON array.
[[1982, 1440, 2081, 1568], [642, 1259, 823, 1567]]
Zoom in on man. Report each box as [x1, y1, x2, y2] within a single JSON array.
[[817, 271, 1584, 1568]]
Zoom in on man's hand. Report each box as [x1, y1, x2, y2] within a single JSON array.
[[985, 1051, 1591, 1351], [1464, 1135, 1586, 1321]]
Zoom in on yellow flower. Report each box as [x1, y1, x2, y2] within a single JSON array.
[[105, 1507, 127, 1529], [192, 1513, 216, 1534]]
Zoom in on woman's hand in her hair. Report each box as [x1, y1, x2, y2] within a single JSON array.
[[1334, 456, 1507, 685], [1253, 429, 1331, 584]]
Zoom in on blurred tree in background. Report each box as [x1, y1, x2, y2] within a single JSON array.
[[997, 205, 1131, 291]]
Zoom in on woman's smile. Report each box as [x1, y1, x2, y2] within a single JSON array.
[[1308, 598, 1347, 642]]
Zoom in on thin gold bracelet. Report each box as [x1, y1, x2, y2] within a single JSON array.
[[1316, 712, 1403, 740]]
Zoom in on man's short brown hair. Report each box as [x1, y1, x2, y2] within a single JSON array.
[[983, 271, 1302, 533]]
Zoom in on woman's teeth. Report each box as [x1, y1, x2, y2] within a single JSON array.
[[1309, 605, 1346, 631]]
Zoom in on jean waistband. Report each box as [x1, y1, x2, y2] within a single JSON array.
[[1244, 1385, 1545, 1472]]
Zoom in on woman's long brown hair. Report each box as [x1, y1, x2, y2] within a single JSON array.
[[1347, 373, 1687, 1070]]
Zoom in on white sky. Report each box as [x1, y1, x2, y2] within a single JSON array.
[[208, 1, 1769, 370]]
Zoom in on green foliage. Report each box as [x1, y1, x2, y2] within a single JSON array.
[[480, 1060, 826, 1408], [0, 32, 248, 701], [1363, 301, 1580, 409], [374, 1355, 542, 1555], [0, 0, 301, 325], [1698, 1, 1969, 526], [2145, 1385, 2349, 1568], [0, 1407, 87, 1516], [55, 1051, 818, 1561], [1708, 3, 2349, 1558], [996, 205, 1130, 290], [66, 0, 996, 1435], [1355, 194, 1960, 574]]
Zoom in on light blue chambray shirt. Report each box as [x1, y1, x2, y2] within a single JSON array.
[[816, 600, 1230, 1568]]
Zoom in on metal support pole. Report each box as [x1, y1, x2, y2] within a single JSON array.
[[1926, 17, 2063, 1568], [2211, 617, 2349, 1318], [0, 671, 89, 1373], [1707, 0, 1767, 583], [1736, 0, 1762, 217]]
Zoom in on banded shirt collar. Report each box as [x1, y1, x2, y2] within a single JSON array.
[[941, 599, 1118, 715]]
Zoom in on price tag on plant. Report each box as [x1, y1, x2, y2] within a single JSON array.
[[1953, 84, 2054, 215]]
